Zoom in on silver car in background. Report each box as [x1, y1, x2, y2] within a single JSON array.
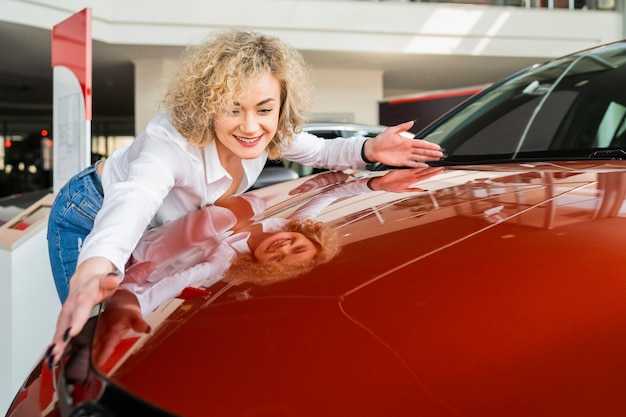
[[251, 122, 386, 189]]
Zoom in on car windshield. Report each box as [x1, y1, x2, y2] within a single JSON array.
[[420, 41, 626, 164]]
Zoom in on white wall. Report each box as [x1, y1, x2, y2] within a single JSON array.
[[133, 58, 177, 134], [133, 63, 385, 131], [310, 68, 383, 125]]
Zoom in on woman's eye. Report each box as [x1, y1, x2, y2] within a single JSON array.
[[294, 246, 308, 253], [259, 108, 273, 114], [270, 255, 283, 263]]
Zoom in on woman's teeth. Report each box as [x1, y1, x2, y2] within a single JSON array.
[[236, 135, 260, 143]]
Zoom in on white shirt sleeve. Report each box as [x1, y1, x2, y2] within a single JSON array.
[[282, 132, 369, 170], [122, 249, 234, 316], [288, 179, 373, 219], [118, 196, 265, 315], [77, 114, 205, 275]]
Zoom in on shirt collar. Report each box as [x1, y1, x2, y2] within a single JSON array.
[[203, 140, 268, 191], [204, 140, 228, 184]]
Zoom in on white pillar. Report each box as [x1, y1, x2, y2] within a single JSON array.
[[133, 58, 177, 135], [310, 68, 384, 125]]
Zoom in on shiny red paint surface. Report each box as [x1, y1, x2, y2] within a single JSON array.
[[98, 163, 626, 416], [7, 163, 626, 416]]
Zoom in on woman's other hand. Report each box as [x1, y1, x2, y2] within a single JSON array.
[[46, 257, 120, 367], [363, 121, 443, 168]]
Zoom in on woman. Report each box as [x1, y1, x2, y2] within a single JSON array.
[[46, 29, 443, 366]]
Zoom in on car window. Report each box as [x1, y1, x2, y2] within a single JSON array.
[[253, 124, 386, 189], [595, 102, 626, 148], [307, 130, 343, 139], [421, 42, 626, 163]]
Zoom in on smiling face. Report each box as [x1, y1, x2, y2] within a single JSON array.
[[213, 72, 282, 163], [253, 231, 319, 264]]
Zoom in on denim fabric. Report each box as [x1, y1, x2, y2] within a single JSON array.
[[47, 163, 104, 303]]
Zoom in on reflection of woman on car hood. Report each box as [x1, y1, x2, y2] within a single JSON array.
[[120, 193, 339, 315], [121, 167, 444, 315]]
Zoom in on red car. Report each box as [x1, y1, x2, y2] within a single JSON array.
[[6, 40, 626, 417]]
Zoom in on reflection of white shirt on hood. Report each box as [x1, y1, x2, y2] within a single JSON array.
[[122, 178, 375, 315], [119, 194, 270, 315]]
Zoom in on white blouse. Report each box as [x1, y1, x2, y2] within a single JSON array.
[[77, 112, 369, 275]]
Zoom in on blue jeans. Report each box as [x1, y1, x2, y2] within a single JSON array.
[[47, 163, 104, 303]]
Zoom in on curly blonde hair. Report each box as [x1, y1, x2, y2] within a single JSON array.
[[225, 218, 341, 286], [163, 29, 313, 159]]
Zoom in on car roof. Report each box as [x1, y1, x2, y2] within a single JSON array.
[[303, 122, 386, 135]]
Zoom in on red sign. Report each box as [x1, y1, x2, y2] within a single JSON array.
[[51, 8, 92, 120]]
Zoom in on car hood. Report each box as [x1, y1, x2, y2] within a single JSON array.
[[94, 161, 626, 417]]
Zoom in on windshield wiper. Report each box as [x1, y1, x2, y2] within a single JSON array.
[[588, 149, 626, 159]]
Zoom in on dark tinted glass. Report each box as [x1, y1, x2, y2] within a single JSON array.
[[421, 41, 626, 162]]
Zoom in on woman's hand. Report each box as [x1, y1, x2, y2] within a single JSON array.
[[92, 290, 151, 368], [124, 261, 156, 285], [288, 171, 350, 195], [46, 257, 120, 367], [368, 167, 445, 193], [363, 121, 444, 167]]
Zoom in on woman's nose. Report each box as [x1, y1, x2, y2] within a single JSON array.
[[240, 113, 259, 133], [275, 245, 290, 255]]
